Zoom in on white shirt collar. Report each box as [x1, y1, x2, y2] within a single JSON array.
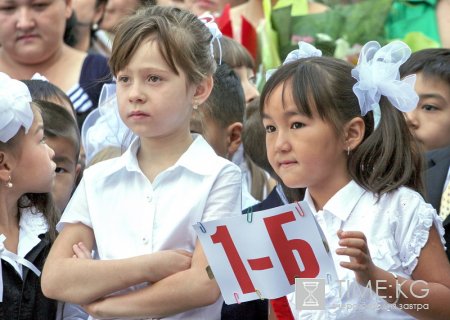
[[0, 208, 46, 301], [18, 207, 49, 258], [121, 134, 220, 176], [305, 180, 366, 221]]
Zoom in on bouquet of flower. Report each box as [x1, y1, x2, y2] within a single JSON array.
[[270, 0, 392, 61]]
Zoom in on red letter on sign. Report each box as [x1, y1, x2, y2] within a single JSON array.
[[264, 211, 320, 284], [211, 225, 255, 293]]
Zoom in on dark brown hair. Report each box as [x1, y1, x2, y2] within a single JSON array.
[[110, 5, 216, 85], [0, 104, 59, 241], [243, 98, 273, 176], [21, 80, 76, 118], [200, 63, 245, 128], [36, 100, 81, 163], [400, 48, 450, 85], [261, 57, 424, 196]]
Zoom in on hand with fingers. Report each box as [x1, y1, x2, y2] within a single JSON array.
[[335, 229, 377, 286], [72, 242, 93, 259]]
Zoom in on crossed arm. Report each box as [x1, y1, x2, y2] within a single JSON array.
[[81, 241, 220, 319], [41, 223, 219, 318]]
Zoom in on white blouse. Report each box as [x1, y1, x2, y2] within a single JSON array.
[[59, 134, 242, 320], [287, 180, 445, 320], [0, 208, 47, 301]]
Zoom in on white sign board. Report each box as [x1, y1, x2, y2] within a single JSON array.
[[194, 202, 337, 304]]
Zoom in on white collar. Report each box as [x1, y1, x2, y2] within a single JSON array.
[[122, 134, 220, 176], [0, 207, 46, 301], [18, 207, 48, 259], [305, 180, 366, 221]]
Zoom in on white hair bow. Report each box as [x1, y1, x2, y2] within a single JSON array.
[[199, 13, 223, 64], [284, 41, 322, 64], [0, 72, 33, 143], [352, 41, 418, 128], [266, 42, 322, 80], [81, 83, 135, 165]]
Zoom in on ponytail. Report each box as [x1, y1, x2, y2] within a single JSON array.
[[349, 97, 424, 197]]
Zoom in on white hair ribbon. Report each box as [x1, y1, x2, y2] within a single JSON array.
[[198, 13, 223, 64], [284, 41, 322, 64], [352, 41, 418, 128], [81, 83, 135, 165], [266, 41, 322, 80], [0, 72, 34, 143]]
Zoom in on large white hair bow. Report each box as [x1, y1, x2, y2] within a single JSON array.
[[198, 13, 223, 64], [352, 41, 418, 127], [0, 72, 33, 143], [81, 83, 135, 165], [266, 42, 322, 80]]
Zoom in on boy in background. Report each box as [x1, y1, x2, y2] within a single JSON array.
[[191, 63, 259, 209], [38, 101, 81, 213], [401, 48, 450, 152], [400, 48, 450, 261], [22, 79, 86, 187], [37, 100, 86, 319], [21, 79, 77, 119]]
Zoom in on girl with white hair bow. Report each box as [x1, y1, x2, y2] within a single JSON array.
[[261, 40, 450, 319], [0, 72, 59, 318]]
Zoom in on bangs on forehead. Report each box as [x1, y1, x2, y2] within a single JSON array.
[[290, 61, 336, 121], [280, 76, 315, 118], [261, 57, 353, 137], [147, 34, 180, 76], [262, 60, 324, 119]]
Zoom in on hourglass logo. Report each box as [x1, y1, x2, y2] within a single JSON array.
[[295, 278, 325, 310]]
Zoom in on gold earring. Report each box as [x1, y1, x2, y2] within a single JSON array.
[[193, 104, 198, 110], [347, 146, 350, 156], [5, 176, 12, 188]]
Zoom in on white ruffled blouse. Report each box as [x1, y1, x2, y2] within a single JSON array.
[[287, 180, 446, 319]]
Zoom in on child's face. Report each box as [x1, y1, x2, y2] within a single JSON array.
[[13, 112, 56, 194], [262, 83, 348, 194], [233, 66, 259, 105], [45, 136, 79, 212], [116, 38, 197, 140], [405, 73, 450, 151]]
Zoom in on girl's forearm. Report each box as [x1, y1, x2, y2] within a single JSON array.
[[41, 255, 153, 304], [83, 241, 218, 318], [83, 266, 220, 319]]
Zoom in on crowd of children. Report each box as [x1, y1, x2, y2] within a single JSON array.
[[0, 1, 450, 319]]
